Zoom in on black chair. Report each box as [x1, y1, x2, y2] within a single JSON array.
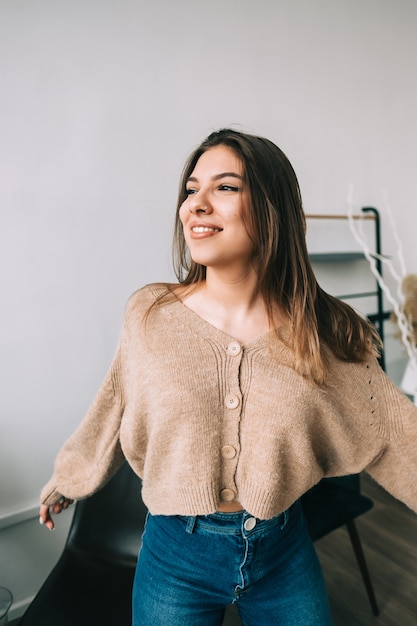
[[19, 463, 146, 626], [301, 474, 379, 615]]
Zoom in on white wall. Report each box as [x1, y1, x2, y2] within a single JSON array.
[[1, 0, 417, 616]]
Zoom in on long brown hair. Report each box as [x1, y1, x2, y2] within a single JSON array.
[[171, 128, 380, 383]]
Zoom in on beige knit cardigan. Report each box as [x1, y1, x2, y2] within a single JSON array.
[[41, 284, 417, 519]]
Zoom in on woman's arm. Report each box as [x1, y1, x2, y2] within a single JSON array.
[[365, 364, 417, 513], [39, 350, 127, 509]]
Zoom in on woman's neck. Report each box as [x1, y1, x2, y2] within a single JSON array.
[[204, 267, 261, 309], [179, 270, 275, 343]]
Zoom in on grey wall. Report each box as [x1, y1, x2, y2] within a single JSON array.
[[1, 0, 417, 617]]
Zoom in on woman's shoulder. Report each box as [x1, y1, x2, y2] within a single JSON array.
[[124, 282, 179, 316], [127, 282, 164, 300]]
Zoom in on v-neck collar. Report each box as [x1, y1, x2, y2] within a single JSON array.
[[148, 283, 289, 352]]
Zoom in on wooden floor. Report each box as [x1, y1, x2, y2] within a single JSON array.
[[316, 474, 417, 625]]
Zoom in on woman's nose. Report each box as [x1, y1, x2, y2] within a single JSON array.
[[189, 204, 209, 214], [188, 193, 212, 215]]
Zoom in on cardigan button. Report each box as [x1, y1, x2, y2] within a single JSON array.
[[221, 445, 237, 459], [227, 341, 241, 356], [224, 393, 240, 409], [220, 488, 236, 502]]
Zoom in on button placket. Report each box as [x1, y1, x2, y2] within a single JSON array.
[[219, 341, 243, 505], [223, 341, 243, 415]]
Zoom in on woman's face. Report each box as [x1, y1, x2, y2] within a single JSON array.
[[179, 145, 254, 274]]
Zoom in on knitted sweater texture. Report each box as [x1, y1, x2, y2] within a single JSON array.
[[41, 284, 417, 519]]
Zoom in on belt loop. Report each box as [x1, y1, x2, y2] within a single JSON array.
[[279, 509, 288, 530], [185, 516, 197, 534]]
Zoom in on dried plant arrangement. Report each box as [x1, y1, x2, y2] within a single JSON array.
[[347, 195, 417, 400]]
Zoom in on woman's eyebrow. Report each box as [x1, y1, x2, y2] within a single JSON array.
[[212, 172, 244, 181], [186, 172, 244, 183]]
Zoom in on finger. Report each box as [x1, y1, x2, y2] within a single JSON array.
[[52, 502, 64, 515], [51, 497, 74, 514], [39, 505, 55, 531]]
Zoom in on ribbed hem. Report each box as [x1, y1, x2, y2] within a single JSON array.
[[141, 480, 300, 521], [142, 482, 220, 517], [236, 480, 297, 520]]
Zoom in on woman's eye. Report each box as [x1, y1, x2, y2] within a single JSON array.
[[185, 188, 198, 196], [219, 184, 239, 192]]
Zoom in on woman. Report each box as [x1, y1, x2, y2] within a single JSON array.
[[40, 129, 417, 626]]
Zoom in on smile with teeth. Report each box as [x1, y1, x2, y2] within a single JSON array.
[[192, 226, 222, 233]]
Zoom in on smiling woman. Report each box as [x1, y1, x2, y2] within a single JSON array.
[[38, 128, 417, 626]]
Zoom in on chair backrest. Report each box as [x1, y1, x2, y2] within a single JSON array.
[[321, 474, 360, 492], [301, 474, 373, 541], [66, 463, 147, 566]]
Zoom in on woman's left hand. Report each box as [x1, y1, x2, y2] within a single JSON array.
[[39, 497, 74, 530]]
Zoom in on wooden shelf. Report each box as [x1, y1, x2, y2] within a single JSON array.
[[309, 252, 365, 263]]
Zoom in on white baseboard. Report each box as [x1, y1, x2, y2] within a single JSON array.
[[0, 506, 38, 530], [8, 595, 34, 621]]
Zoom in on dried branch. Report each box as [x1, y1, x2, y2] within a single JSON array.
[[347, 194, 417, 366]]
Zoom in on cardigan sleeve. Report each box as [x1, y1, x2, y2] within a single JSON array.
[[38, 292, 137, 507], [40, 348, 126, 506], [364, 363, 417, 513]]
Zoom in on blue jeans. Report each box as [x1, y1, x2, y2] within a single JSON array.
[[132, 501, 334, 626]]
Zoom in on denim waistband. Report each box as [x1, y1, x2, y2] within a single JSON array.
[[176, 500, 301, 535]]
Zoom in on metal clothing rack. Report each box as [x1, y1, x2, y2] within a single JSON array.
[[306, 207, 389, 371]]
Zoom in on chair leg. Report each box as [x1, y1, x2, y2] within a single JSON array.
[[346, 519, 379, 616]]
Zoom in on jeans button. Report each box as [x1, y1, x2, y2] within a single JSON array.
[[244, 517, 257, 531]]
